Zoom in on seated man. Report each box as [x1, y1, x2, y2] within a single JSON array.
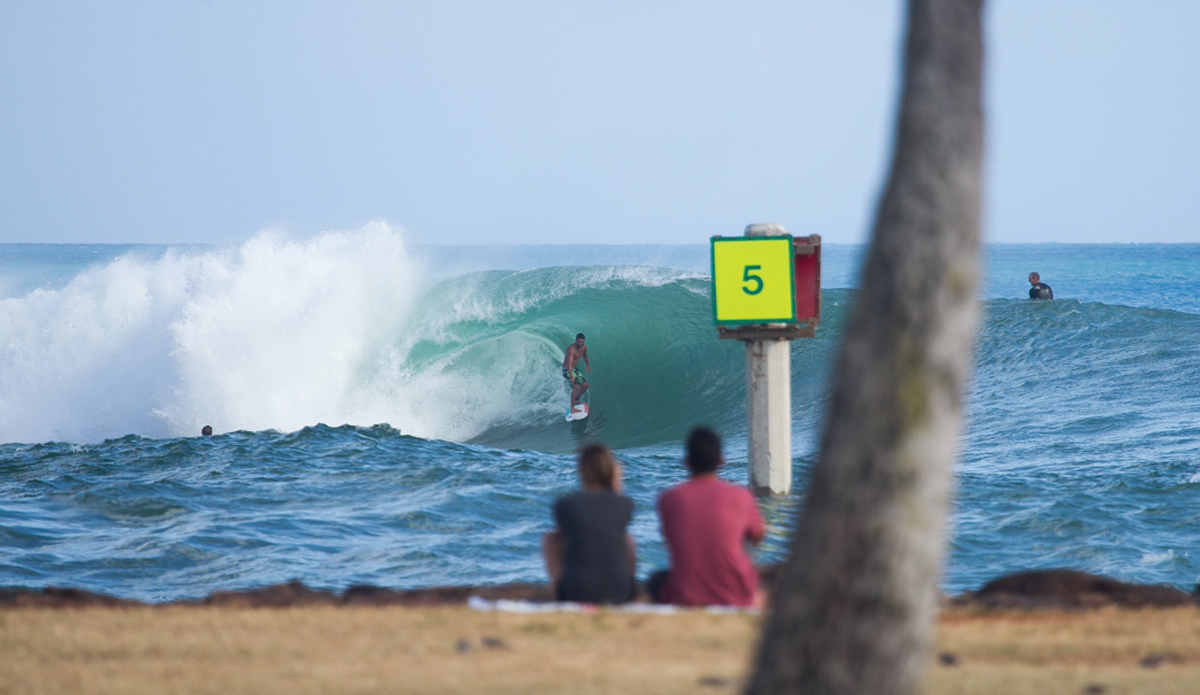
[[650, 427, 765, 607], [541, 443, 636, 604]]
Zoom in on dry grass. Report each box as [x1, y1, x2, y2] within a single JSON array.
[[1, 605, 1198, 694], [0, 606, 759, 695], [927, 607, 1200, 695]]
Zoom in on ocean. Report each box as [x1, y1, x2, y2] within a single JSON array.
[[1, 226, 1197, 602]]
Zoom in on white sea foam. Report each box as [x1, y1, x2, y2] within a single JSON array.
[[1138, 549, 1178, 566], [0, 222, 425, 443]]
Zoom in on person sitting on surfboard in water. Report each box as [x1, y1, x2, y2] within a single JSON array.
[[562, 333, 590, 412]]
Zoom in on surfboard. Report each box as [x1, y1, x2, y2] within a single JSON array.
[[565, 403, 589, 422]]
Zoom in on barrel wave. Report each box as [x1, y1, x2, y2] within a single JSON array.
[[400, 267, 728, 450]]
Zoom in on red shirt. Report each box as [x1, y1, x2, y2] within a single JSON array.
[[657, 475, 765, 607]]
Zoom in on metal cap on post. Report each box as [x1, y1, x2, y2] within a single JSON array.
[[745, 223, 788, 237]]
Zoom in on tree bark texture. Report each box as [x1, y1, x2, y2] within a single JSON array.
[[746, 1, 983, 694]]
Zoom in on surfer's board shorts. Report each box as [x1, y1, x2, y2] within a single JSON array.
[[562, 367, 586, 386]]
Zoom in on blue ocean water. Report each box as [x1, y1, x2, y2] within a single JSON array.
[[1, 229, 1197, 601]]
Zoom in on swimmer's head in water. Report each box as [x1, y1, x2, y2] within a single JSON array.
[[201, 425, 213, 436], [1028, 272, 1040, 284]]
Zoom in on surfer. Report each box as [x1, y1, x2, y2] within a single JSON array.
[[1028, 272, 1053, 300], [562, 333, 590, 411]]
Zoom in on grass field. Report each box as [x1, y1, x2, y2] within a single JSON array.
[[2, 605, 1198, 694]]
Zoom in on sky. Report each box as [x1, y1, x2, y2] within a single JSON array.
[[1, 1, 1197, 246]]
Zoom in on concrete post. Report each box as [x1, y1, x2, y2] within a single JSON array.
[[746, 337, 792, 496]]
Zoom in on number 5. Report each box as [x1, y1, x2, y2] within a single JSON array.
[[742, 265, 763, 295]]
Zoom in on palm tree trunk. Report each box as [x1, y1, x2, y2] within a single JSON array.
[[746, 0, 984, 693]]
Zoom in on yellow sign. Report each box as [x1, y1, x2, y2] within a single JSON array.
[[711, 236, 795, 324]]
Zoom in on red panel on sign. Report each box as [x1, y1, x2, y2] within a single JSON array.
[[793, 236, 821, 325]]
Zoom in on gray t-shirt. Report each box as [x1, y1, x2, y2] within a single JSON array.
[[554, 491, 634, 603]]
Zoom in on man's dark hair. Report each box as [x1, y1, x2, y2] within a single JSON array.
[[685, 426, 722, 474], [576, 333, 585, 341]]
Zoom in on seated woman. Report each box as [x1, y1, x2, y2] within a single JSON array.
[[541, 443, 637, 604]]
